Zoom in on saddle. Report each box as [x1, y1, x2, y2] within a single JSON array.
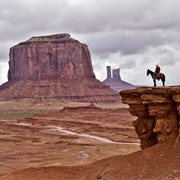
[[156, 73, 161, 80]]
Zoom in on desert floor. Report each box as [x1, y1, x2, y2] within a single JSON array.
[[1, 99, 179, 180], [0, 99, 140, 178]]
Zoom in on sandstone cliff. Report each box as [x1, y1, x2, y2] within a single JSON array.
[[0, 34, 121, 103], [8, 34, 95, 81], [103, 66, 136, 91], [120, 86, 180, 149]]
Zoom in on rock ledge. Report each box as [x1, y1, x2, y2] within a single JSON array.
[[120, 86, 180, 149]]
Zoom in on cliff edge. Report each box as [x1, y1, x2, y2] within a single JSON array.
[[120, 86, 180, 149]]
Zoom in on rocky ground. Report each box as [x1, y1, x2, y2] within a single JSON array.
[[0, 99, 138, 178], [0, 99, 179, 180]]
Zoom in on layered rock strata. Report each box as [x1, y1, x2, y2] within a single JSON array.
[[8, 33, 94, 81], [0, 78, 120, 103], [0, 34, 120, 103], [120, 86, 180, 149]]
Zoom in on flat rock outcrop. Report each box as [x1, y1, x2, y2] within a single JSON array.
[[0, 34, 121, 103], [120, 86, 180, 149], [103, 66, 136, 91]]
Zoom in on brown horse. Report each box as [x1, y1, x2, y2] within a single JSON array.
[[147, 69, 165, 86]]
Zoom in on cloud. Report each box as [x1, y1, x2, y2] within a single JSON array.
[[120, 58, 136, 69], [0, 62, 8, 84], [1, 1, 180, 86]]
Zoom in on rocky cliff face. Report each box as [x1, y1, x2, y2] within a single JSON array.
[[8, 33, 95, 81], [120, 87, 180, 149], [0, 34, 121, 103], [103, 66, 136, 91]]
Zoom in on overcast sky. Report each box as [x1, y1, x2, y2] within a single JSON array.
[[1, 0, 180, 86]]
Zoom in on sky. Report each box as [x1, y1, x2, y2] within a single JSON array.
[[1, 0, 180, 86]]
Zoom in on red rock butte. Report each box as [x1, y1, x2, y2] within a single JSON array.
[[0, 33, 121, 103]]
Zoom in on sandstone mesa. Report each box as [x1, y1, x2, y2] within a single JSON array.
[[0, 33, 120, 103]]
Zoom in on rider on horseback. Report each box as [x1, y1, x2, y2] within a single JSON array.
[[154, 64, 161, 80]]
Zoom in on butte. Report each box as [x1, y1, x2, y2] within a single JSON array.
[[0, 33, 121, 103], [103, 66, 136, 91]]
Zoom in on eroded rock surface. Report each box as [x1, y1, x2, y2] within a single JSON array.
[[0, 34, 120, 103], [120, 86, 180, 149], [8, 33, 94, 81]]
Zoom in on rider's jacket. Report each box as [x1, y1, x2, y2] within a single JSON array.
[[155, 66, 160, 73]]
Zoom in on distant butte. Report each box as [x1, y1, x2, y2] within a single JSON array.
[[103, 66, 136, 91], [0, 33, 121, 103]]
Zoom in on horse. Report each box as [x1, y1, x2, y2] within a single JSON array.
[[147, 69, 165, 86]]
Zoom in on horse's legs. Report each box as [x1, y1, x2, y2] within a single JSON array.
[[153, 79, 156, 86], [160, 77, 165, 86], [162, 80, 165, 86]]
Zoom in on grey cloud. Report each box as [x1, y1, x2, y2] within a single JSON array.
[[160, 56, 176, 66], [141, 43, 180, 67], [120, 58, 136, 69], [0, 40, 17, 63], [2, 1, 179, 43], [159, 46, 180, 66], [82, 29, 177, 58], [0, 2, 68, 40], [1, 1, 180, 86]]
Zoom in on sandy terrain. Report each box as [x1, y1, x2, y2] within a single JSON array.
[[0, 99, 179, 179], [0, 99, 141, 179]]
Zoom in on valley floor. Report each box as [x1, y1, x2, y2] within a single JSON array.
[[0, 100, 140, 178]]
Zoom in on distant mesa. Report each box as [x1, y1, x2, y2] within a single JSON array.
[[103, 66, 136, 91], [0, 33, 121, 103]]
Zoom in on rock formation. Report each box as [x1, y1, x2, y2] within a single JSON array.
[[120, 86, 180, 149], [103, 66, 136, 91], [8, 34, 95, 81], [0, 34, 121, 103]]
